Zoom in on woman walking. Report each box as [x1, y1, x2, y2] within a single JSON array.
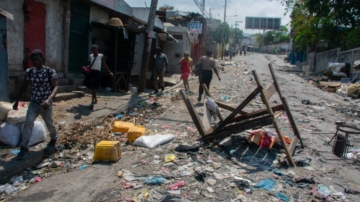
[[84, 45, 113, 106], [198, 50, 221, 102], [179, 51, 193, 92]]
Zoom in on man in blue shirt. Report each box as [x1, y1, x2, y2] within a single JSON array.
[[152, 47, 168, 94]]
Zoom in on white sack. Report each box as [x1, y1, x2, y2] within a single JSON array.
[[0, 122, 21, 147], [21, 120, 47, 147], [0, 102, 13, 122], [133, 134, 175, 148], [6, 108, 28, 125]]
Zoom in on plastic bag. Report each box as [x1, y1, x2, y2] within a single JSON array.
[[0, 122, 21, 147], [21, 120, 47, 147], [133, 134, 175, 148], [6, 108, 28, 125], [0, 102, 13, 121], [206, 97, 219, 121], [254, 179, 276, 191]]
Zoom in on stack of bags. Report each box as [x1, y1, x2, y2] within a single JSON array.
[[0, 102, 46, 147]]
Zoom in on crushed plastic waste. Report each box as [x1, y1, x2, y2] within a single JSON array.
[[143, 177, 165, 185], [254, 179, 276, 191]]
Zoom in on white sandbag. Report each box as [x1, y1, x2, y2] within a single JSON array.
[[328, 62, 345, 71], [133, 134, 175, 148], [21, 120, 47, 147], [0, 122, 21, 147], [0, 102, 13, 121], [6, 108, 28, 125]]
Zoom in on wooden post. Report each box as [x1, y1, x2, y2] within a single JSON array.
[[138, 0, 158, 93], [252, 70, 296, 167]]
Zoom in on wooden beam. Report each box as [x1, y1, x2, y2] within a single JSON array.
[[268, 64, 284, 98], [202, 84, 224, 122], [264, 83, 276, 100], [204, 116, 273, 142], [228, 104, 284, 123], [180, 90, 206, 136], [288, 136, 299, 156], [216, 102, 249, 115], [252, 69, 296, 167], [282, 97, 304, 148], [212, 87, 262, 134]]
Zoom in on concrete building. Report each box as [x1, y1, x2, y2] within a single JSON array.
[[1, 0, 140, 99], [1, 0, 71, 100], [163, 22, 192, 74]]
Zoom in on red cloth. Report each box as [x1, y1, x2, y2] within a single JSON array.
[[180, 58, 191, 79]]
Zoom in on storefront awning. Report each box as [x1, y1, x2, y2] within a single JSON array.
[[158, 32, 178, 43]]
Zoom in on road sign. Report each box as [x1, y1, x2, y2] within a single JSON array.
[[245, 17, 281, 30], [188, 22, 203, 34]]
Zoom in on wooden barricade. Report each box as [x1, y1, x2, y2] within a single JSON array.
[[180, 64, 305, 167]]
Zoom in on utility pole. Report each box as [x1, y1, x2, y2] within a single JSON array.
[[138, 0, 158, 93], [221, 0, 227, 60]]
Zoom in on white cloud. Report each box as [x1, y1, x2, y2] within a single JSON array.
[[125, 0, 290, 34]]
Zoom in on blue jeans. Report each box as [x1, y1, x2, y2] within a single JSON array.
[[19, 102, 57, 149]]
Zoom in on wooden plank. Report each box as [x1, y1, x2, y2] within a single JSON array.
[[274, 111, 283, 119], [268, 64, 284, 98], [282, 97, 305, 148], [269, 64, 304, 148], [204, 116, 273, 142], [212, 87, 262, 134], [202, 84, 224, 122], [228, 104, 284, 123], [264, 83, 276, 100], [180, 90, 206, 136], [288, 136, 299, 156], [216, 101, 249, 115], [252, 69, 296, 167]]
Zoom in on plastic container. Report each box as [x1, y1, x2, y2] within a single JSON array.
[[93, 141, 122, 162], [113, 121, 134, 133], [127, 125, 146, 143]]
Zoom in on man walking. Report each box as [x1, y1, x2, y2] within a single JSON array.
[[13, 49, 58, 160], [152, 47, 168, 94]]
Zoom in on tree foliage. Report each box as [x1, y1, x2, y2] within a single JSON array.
[[254, 26, 290, 46], [278, 0, 360, 51], [211, 22, 231, 44]]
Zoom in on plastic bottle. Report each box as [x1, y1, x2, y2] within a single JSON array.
[[78, 164, 87, 170], [169, 180, 185, 190]]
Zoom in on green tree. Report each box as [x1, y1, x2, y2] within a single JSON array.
[[212, 22, 231, 44], [231, 28, 243, 45], [281, 0, 360, 51]]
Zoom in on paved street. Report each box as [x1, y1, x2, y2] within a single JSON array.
[[5, 53, 360, 201]]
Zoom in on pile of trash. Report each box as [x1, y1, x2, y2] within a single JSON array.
[[0, 102, 47, 148]]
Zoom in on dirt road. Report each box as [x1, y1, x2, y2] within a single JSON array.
[[6, 53, 360, 202]]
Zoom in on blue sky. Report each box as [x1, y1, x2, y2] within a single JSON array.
[[125, 0, 291, 34]]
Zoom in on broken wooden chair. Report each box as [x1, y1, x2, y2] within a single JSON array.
[[180, 64, 305, 167]]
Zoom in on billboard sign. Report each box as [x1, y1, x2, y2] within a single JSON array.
[[188, 22, 203, 34], [245, 17, 281, 30]]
